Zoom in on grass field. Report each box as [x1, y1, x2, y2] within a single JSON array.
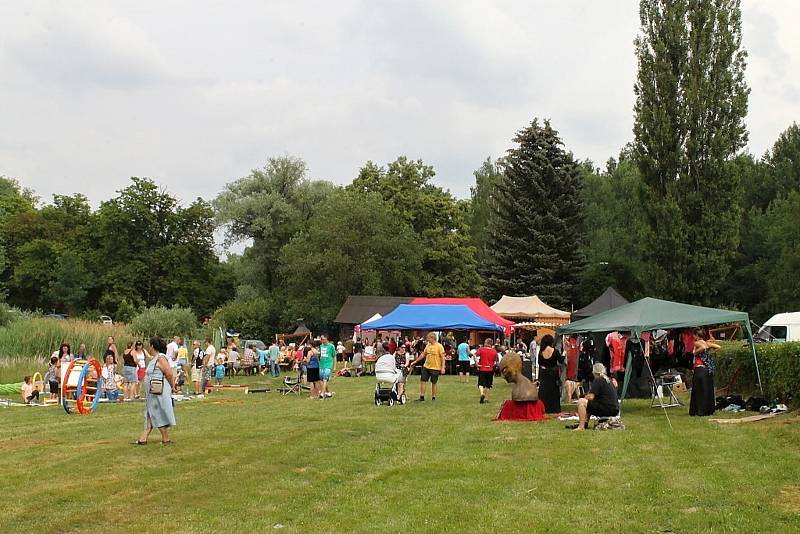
[[1, 373, 799, 533]]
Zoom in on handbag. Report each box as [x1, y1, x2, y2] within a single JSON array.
[[149, 356, 165, 395]]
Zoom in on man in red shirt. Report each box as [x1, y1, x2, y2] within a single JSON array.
[[476, 338, 499, 404]]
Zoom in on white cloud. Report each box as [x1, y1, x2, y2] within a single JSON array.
[[0, 0, 797, 211]]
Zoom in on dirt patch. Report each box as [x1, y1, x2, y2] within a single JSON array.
[[775, 485, 800, 513], [0, 438, 58, 453]]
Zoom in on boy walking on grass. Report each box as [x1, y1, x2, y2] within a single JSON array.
[[476, 338, 499, 404], [318, 335, 336, 398], [408, 332, 445, 402]]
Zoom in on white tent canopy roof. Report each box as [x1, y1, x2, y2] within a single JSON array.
[[491, 295, 570, 319]]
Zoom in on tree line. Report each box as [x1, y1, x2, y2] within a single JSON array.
[[1, 0, 797, 335]]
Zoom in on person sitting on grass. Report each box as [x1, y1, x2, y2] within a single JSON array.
[[21, 375, 40, 405], [407, 332, 445, 402], [574, 363, 619, 431]]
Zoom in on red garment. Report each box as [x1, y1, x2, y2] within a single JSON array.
[[693, 355, 705, 368], [681, 329, 695, 355], [476, 347, 499, 372], [388, 340, 397, 354], [565, 337, 579, 380], [495, 400, 547, 421], [608, 333, 627, 373]]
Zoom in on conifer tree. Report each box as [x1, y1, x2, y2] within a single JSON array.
[[481, 119, 585, 310]]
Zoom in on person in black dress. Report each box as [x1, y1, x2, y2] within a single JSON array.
[[689, 330, 720, 416], [575, 363, 619, 431], [537, 335, 564, 413]]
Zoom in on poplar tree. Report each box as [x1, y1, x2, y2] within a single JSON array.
[[633, 0, 749, 303]]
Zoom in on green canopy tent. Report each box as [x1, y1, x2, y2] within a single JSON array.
[[558, 297, 763, 401]]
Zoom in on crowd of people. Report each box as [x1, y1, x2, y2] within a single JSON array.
[[20, 325, 720, 443]]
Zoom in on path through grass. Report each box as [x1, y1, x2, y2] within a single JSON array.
[[1, 374, 798, 533]]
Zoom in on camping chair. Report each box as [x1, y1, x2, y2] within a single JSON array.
[[280, 376, 301, 396]]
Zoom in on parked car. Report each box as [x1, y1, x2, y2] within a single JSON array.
[[100, 315, 114, 325], [756, 312, 800, 343], [46, 313, 67, 320]]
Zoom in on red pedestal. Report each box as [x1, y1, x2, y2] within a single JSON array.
[[494, 400, 547, 421]]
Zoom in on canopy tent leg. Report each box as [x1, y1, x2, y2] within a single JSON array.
[[743, 321, 764, 394]]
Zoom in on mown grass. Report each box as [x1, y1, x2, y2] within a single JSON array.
[[1, 374, 798, 533]]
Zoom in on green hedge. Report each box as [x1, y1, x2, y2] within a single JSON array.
[[129, 306, 198, 340], [715, 341, 800, 402]]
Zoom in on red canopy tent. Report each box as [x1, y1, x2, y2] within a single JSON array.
[[409, 297, 514, 335]]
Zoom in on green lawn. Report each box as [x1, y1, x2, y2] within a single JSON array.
[[1, 374, 798, 533]]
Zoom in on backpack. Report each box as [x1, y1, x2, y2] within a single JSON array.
[[195, 350, 205, 369]]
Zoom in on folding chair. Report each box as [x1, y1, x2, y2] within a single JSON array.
[[280, 376, 301, 396]]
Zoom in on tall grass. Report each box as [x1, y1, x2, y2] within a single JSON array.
[[0, 355, 49, 385], [0, 317, 133, 361]]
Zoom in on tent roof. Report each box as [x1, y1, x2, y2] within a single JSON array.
[[490, 295, 570, 319], [559, 297, 750, 336], [334, 296, 413, 325], [572, 287, 630, 320], [410, 297, 515, 334], [360, 304, 505, 332]]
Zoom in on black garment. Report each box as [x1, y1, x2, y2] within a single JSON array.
[[122, 350, 136, 367], [538, 350, 563, 413], [689, 366, 715, 416], [588, 377, 619, 416], [477, 371, 494, 389]]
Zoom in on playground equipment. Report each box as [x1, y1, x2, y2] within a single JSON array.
[[0, 382, 23, 395], [62, 359, 103, 414]]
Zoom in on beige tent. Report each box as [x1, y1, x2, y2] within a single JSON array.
[[490, 295, 570, 325]]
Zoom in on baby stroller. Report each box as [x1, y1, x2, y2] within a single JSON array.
[[374, 369, 406, 406], [374, 380, 405, 406]]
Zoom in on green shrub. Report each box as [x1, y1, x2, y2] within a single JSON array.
[[129, 305, 197, 339], [715, 341, 800, 403], [210, 297, 281, 342], [0, 302, 18, 328]]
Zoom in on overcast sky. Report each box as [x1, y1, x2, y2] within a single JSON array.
[[1, 1, 798, 208]]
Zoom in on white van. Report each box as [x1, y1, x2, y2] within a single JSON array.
[[756, 312, 800, 342]]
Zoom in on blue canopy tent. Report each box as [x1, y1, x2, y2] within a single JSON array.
[[360, 304, 505, 332]]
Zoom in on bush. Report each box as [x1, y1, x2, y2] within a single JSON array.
[[129, 305, 197, 340], [0, 302, 19, 328], [210, 297, 282, 342], [715, 341, 800, 403]]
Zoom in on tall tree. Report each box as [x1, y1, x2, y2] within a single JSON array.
[[576, 154, 647, 305], [94, 178, 227, 316], [214, 156, 336, 294], [278, 189, 424, 331], [469, 158, 503, 264], [633, 0, 749, 303], [49, 253, 91, 314], [481, 119, 585, 310], [349, 156, 480, 296]]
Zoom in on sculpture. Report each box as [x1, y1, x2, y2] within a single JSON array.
[[499, 351, 539, 402]]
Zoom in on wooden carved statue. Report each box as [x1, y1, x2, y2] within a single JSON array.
[[499, 351, 539, 402]]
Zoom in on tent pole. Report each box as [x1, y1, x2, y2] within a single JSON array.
[[743, 321, 763, 394], [643, 338, 674, 431]]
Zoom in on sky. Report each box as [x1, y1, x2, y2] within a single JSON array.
[[1, 0, 798, 209]]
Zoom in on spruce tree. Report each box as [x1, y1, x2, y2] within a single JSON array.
[[633, 0, 749, 304], [481, 119, 585, 310]]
